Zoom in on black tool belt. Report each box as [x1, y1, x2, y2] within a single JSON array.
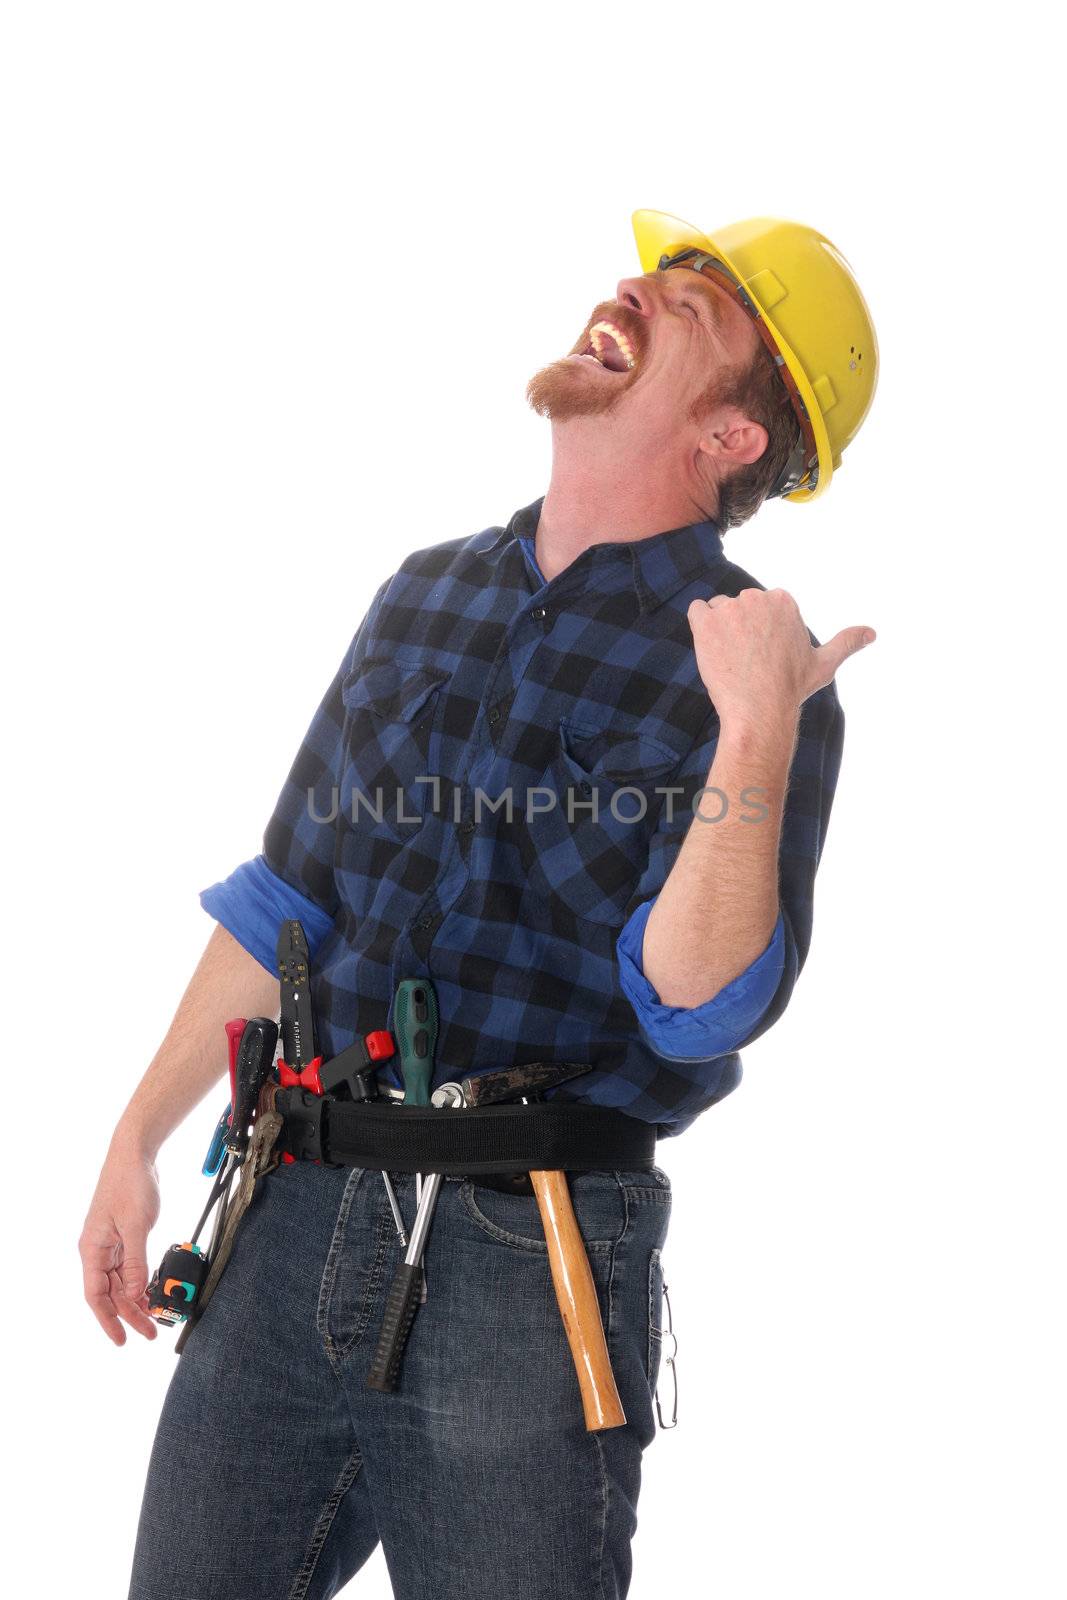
[[274, 1089, 657, 1175]]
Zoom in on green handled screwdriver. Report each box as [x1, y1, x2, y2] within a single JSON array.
[[393, 978, 439, 1294], [393, 978, 439, 1108]]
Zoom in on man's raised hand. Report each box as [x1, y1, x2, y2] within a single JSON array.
[[686, 586, 875, 729]]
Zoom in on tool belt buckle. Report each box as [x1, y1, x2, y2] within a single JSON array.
[[277, 1087, 337, 1167]]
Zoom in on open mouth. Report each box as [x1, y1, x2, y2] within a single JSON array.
[[575, 319, 637, 373]]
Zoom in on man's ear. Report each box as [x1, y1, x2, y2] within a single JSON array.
[[696, 407, 769, 471]]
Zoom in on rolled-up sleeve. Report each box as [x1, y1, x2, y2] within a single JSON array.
[[199, 577, 390, 971], [617, 679, 845, 1063], [200, 854, 337, 971], [617, 901, 785, 1059]]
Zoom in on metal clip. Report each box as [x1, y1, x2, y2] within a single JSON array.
[[654, 1278, 679, 1430]]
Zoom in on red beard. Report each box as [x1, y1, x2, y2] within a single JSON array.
[[526, 300, 646, 421]]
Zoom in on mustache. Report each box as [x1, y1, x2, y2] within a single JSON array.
[[568, 299, 648, 362]]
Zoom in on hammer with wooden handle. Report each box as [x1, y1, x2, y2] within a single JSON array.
[[457, 1062, 627, 1433]]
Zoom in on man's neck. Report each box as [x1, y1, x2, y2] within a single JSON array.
[[536, 422, 716, 583]]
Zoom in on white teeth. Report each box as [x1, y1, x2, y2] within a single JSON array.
[[589, 320, 637, 369]]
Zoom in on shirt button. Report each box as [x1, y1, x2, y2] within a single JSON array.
[[458, 819, 476, 834], [579, 780, 593, 797], [532, 606, 548, 623], [487, 707, 500, 725]]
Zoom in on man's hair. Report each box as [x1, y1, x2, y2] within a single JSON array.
[[689, 345, 801, 532]]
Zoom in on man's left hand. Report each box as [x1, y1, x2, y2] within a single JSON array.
[[686, 587, 875, 729]]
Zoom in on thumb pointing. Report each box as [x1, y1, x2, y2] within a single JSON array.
[[816, 625, 876, 681]]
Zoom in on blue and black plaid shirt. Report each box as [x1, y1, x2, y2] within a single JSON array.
[[202, 497, 844, 1137]]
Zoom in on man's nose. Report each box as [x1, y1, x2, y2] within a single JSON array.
[[615, 275, 659, 319]]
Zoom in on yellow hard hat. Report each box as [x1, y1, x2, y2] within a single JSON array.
[[632, 209, 878, 502]]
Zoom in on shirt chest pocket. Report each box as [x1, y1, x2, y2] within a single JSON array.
[[340, 656, 451, 840], [522, 717, 682, 927]]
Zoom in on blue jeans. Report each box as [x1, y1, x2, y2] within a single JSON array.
[[128, 1158, 672, 1599]]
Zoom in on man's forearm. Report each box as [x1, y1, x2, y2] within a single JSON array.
[[641, 712, 799, 1008], [111, 924, 279, 1160]]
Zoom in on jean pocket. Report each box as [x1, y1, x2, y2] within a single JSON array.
[[459, 1170, 626, 1252], [340, 655, 452, 840], [520, 718, 681, 927]]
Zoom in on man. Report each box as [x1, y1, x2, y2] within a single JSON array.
[[83, 209, 878, 1599]]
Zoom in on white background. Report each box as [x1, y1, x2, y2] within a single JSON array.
[[2, 3, 1063, 1596]]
